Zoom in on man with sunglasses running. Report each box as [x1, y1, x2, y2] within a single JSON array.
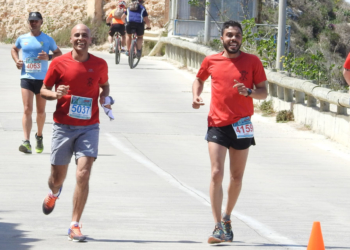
[[11, 12, 62, 154]]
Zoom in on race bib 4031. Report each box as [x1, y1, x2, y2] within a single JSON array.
[[232, 116, 254, 139], [68, 95, 93, 120], [25, 57, 41, 73]]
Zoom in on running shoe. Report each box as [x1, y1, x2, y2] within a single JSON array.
[[207, 226, 225, 244], [42, 193, 58, 215], [108, 44, 114, 53], [121, 46, 126, 52], [35, 133, 44, 153], [19, 140, 32, 154], [136, 49, 142, 59], [221, 220, 234, 242], [68, 223, 86, 242], [125, 51, 129, 56]]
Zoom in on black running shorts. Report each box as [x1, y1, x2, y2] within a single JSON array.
[[109, 24, 126, 36], [126, 22, 145, 36], [206, 125, 256, 150], [20, 79, 44, 95]]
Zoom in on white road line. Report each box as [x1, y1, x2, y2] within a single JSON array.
[[106, 133, 302, 249]]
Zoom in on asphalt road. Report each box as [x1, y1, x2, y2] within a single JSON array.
[[0, 44, 349, 250]]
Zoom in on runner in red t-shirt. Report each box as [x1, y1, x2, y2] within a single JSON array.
[[39, 24, 111, 242], [343, 53, 350, 87], [192, 20, 268, 244]]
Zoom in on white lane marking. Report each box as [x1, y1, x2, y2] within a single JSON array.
[[106, 133, 302, 249]]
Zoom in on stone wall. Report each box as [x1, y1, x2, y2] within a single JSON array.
[[0, 0, 166, 40], [0, 0, 88, 40]]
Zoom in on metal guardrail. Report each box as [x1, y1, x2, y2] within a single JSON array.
[[265, 69, 350, 115], [150, 37, 350, 115]]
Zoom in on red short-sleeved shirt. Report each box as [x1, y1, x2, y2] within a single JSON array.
[[44, 52, 109, 126], [344, 53, 350, 69], [196, 51, 267, 127]]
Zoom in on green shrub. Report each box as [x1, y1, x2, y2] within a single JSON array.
[[259, 100, 274, 116], [276, 110, 294, 122], [51, 18, 109, 47]]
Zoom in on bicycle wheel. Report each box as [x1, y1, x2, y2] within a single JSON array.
[[128, 39, 141, 69], [115, 37, 120, 64]]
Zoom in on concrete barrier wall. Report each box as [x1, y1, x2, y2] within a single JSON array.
[[155, 37, 350, 147]]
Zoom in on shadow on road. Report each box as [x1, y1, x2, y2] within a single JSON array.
[[214, 242, 350, 249], [0, 214, 40, 249], [88, 237, 201, 244]]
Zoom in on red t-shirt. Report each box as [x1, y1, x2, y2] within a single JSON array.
[[344, 53, 350, 69], [196, 51, 267, 127], [44, 52, 109, 126]]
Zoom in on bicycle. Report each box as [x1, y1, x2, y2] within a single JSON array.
[[113, 31, 122, 65], [128, 27, 151, 69]]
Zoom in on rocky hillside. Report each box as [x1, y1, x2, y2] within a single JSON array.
[[0, 0, 166, 40]]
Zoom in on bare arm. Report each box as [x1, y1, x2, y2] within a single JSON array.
[[143, 16, 151, 28], [234, 80, 268, 100], [343, 69, 350, 87], [11, 45, 23, 70], [37, 47, 62, 61], [99, 81, 111, 108], [40, 84, 69, 101], [192, 77, 205, 109], [106, 15, 113, 24], [121, 14, 126, 24], [52, 47, 62, 59]]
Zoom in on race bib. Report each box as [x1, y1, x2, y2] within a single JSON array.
[[232, 116, 254, 139], [68, 95, 93, 120], [25, 57, 42, 73]]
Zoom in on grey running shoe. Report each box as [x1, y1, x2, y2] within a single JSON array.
[[222, 220, 234, 242], [207, 226, 225, 244], [35, 133, 44, 153], [19, 140, 32, 154]]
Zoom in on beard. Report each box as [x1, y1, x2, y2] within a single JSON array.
[[223, 42, 241, 54]]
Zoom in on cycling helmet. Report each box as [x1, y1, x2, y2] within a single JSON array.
[[118, 0, 127, 7]]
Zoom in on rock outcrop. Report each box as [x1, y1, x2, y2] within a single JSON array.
[[0, 0, 166, 40]]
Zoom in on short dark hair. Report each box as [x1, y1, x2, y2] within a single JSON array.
[[221, 20, 243, 36]]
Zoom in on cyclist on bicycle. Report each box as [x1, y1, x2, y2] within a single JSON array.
[[106, 0, 127, 53], [122, 0, 151, 58]]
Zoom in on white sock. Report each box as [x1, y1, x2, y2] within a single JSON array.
[[51, 191, 60, 197], [70, 221, 79, 227]]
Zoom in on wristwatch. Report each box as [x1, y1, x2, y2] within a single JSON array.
[[246, 88, 252, 97], [48, 55, 53, 61]]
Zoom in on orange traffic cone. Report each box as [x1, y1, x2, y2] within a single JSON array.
[[307, 222, 325, 250]]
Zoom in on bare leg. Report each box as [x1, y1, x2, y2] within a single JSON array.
[[126, 34, 132, 51], [48, 164, 69, 194], [72, 157, 94, 222], [108, 35, 113, 44], [21, 88, 34, 141], [121, 34, 126, 47], [223, 148, 249, 216], [208, 142, 227, 223], [35, 93, 46, 137], [137, 35, 143, 50]]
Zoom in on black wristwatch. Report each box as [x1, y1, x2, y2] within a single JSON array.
[[246, 88, 252, 97], [48, 55, 53, 61]]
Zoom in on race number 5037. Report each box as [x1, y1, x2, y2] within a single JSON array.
[[232, 116, 254, 139], [68, 95, 93, 120]]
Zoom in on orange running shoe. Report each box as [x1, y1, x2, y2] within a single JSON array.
[[42, 193, 58, 215], [68, 224, 86, 242]]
